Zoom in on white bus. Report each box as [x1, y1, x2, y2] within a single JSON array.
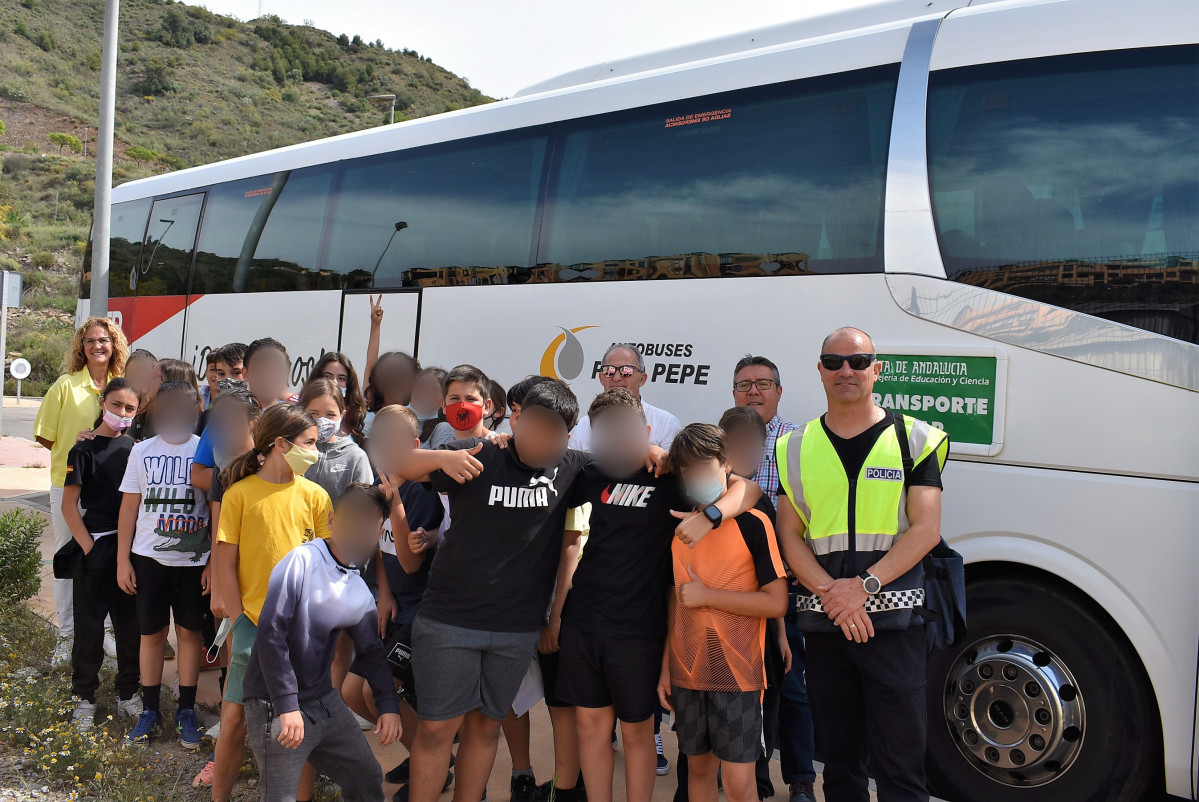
[[84, 0, 1198, 797]]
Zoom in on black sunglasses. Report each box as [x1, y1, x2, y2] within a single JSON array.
[[820, 353, 876, 371]]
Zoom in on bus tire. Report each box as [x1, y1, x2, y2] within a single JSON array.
[[925, 575, 1160, 802]]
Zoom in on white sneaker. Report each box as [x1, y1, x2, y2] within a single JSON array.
[[73, 699, 96, 732], [353, 711, 372, 731], [205, 721, 221, 739], [117, 696, 144, 719], [102, 629, 117, 659], [51, 637, 72, 669]]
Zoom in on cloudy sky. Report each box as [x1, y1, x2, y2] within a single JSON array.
[[192, 0, 871, 98]]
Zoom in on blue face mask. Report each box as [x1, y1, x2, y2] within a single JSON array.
[[685, 473, 726, 507]]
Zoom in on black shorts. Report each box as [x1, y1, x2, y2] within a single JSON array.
[[352, 619, 414, 707], [556, 624, 662, 723], [672, 687, 763, 764], [130, 553, 207, 635], [537, 649, 571, 708]]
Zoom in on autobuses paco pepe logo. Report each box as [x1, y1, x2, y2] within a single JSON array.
[[540, 326, 598, 382], [540, 326, 711, 386]]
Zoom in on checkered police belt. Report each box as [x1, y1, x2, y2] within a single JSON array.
[[795, 588, 925, 614]]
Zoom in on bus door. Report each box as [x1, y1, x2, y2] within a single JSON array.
[[127, 193, 205, 359], [338, 289, 422, 377]]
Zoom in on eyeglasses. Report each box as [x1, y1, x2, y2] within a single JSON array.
[[599, 364, 640, 378], [819, 353, 876, 371], [83, 337, 113, 347], [732, 379, 778, 393]]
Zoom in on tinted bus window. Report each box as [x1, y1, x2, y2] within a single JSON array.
[[193, 165, 335, 294], [85, 198, 151, 299], [929, 45, 1199, 345], [539, 65, 898, 281], [325, 132, 549, 288], [136, 193, 204, 297]]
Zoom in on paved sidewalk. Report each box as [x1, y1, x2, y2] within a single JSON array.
[[0, 436, 51, 508]]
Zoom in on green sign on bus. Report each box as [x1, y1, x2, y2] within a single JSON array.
[[873, 354, 998, 446]]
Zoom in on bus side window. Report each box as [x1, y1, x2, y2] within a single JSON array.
[[928, 44, 1199, 345], [539, 64, 900, 279]]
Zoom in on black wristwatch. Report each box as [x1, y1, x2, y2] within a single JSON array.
[[859, 571, 882, 595], [701, 504, 723, 528]]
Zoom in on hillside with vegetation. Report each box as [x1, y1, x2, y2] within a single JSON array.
[[0, 0, 493, 396]]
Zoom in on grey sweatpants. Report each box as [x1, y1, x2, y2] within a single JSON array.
[[245, 689, 384, 802]]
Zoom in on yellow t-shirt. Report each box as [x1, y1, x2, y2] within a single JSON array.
[[34, 368, 112, 487], [216, 474, 332, 625]]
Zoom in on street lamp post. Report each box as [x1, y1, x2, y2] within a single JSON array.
[[90, 0, 120, 319], [367, 93, 397, 125]]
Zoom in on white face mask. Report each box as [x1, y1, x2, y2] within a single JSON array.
[[316, 416, 341, 443]]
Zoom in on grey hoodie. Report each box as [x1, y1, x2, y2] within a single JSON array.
[[307, 437, 373, 503]]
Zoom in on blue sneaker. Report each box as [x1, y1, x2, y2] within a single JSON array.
[[175, 708, 203, 750], [125, 709, 162, 746]]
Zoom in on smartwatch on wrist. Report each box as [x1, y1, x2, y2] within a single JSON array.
[[702, 505, 723, 528], [859, 571, 882, 595]]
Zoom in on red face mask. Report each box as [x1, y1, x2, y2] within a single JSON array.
[[446, 401, 485, 432]]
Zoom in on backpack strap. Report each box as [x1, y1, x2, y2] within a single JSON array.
[[890, 409, 914, 486], [892, 409, 943, 624]]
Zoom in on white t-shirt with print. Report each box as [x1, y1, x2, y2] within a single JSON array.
[[119, 435, 211, 567]]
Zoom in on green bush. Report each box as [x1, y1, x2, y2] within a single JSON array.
[[136, 57, 178, 95], [34, 30, 56, 52], [30, 250, 56, 268], [0, 120, 6, 136], [0, 82, 31, 102], [0, 509, 45, 607], [7, 314, 74, 392], [159, 6, 212, 49], [3, 153, 35, 176]]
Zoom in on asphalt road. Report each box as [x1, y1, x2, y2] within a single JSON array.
[[0, 402, 38, 441]]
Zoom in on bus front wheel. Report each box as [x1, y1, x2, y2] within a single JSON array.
[[925, 576, 1160, 802]]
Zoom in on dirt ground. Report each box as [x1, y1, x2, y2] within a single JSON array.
[[0, 98, 132, 161]]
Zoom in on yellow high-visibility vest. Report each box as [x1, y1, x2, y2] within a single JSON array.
[[776, 412, 948, 629]]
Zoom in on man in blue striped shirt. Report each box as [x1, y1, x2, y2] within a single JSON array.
[[731, 355, 816, 802], [732, 356, 795, 507]]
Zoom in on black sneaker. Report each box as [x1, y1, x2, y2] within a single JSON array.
[[388, 754, 454, 785], [788, 781, 815, 802], [394, 771, 453, 802], [534, 780, 585, 802], [386, 758, 410, 785], [511, 773, 537, 802], [548, 787, 580, 802], [655, 733, 669, 775]]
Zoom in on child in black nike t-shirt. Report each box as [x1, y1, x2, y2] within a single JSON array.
[[556, 389, 763, 802]]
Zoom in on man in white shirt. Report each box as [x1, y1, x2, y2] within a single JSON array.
[[569, 344, 682, 451]]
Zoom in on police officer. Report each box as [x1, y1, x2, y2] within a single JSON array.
[[775, 327, 948, 802]]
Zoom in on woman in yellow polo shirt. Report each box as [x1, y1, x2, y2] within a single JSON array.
[[34, 316, 128, 666]]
